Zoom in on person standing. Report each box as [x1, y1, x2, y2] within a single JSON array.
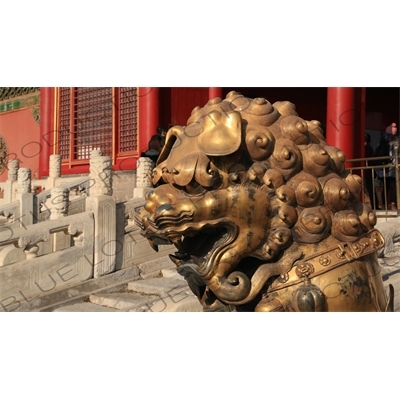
[[141, 135, 163, 163], [157, 125, 167, 147], [375, 123, 399, 210], [386, 123, 399, 210]]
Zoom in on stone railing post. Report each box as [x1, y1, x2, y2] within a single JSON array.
[[16, 168, 33, 227], [8, 159, 19, 182], [85, 150, 116, 278], [47, 154, 62, 190], [4, 159, 19, 203], [50, 186, 70, 251], [17, 167, 31, 194], [50, 187, 69, 220], [133, 157, 154, 198]]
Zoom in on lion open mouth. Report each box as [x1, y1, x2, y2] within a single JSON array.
[[135, 205, 236, 274], [171, 227, 230, 263]]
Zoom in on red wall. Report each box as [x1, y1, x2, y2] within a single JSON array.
[[160, 87, 329, 130], [2, 87, 395, 184], [171, 87, 209, 126], [223, 87, 328, 124], [159, 87, 398, 161], [0, 108, 41, 182], [161, 87, 330, 129], [365, 87, 399, 131], [224, 87, 399, 132]]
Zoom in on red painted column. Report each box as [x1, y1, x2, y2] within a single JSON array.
[[39, 87, 55, 178], [138, 87, 159, 154], [209, 87, 223, 99], [326, 88, 355, 161], [354, 87, 366, 160]]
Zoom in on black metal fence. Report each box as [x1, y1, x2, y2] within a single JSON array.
[[346, 144, 400, 217]]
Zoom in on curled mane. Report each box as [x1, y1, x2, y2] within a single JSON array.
[[139, 91, 387, 311], [157, 91, 375, 262]]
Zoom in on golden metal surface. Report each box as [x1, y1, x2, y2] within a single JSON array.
[[135, 92, 392, 311]]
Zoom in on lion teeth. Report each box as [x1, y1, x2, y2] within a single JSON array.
[[169, 254, 183, 266], [170, 253, 190, 266], [172, 238, 184, 252], [149, 241, 159, 252]]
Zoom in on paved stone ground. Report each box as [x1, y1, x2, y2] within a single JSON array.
[[376, 216, 400, 311], [379, 244, 400, 311], [53, 216, 400, 312], [53, 268, 204, 312]]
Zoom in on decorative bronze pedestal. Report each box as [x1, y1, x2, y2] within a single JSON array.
[[135, 92, 393, 311]]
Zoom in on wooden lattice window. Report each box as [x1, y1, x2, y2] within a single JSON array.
[[57, 87, 138, 165], [59, 88, 71, 160], [119, 87, 138, 153], [73, 87, 113, 159]]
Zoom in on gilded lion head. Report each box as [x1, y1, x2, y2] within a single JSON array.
[[135, 92, 377, 310]]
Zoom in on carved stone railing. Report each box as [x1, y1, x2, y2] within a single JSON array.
[[33, 177, 89, 222], [133, 157, 154, 198], [16, 168, 33, 227], [124, 197, 145, 233], [0, 199, 28, 266], [0, 212, 93, 262], [0, 212, 94, 310], [0, 148, 124, 311], [0, 200, 21, 232], [0, 160, 19, 206], [85, 150, 116, 278]]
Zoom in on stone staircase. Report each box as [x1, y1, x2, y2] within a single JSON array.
[[3, 252, 203, 312], [53, 268, 203, 312], [51, 260, 400, 312], [13, 216, 400, 313], [50, 216, 400, 313]]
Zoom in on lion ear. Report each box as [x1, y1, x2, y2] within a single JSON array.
[[170, 153, 199, 186], [197, 110, 242, 156]]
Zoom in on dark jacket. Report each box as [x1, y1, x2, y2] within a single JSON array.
[[375, 133, 399, 178]]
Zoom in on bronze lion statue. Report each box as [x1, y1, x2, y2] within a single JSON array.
[[135, 91, 393, 312]]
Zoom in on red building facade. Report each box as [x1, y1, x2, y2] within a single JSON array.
[[0, 87, 398, 184], [0, 88, 41, 182]]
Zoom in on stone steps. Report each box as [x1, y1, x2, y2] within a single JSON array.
[[89, 292, 159, 311], [52, 244, 400, 313], [53, 269, 203, 312], [8, 265, 141, 312], [379, 241, 400, 311], [53, 265, 400, 312], [53, 303, 118, 312], [382, 270, 400, 312]]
